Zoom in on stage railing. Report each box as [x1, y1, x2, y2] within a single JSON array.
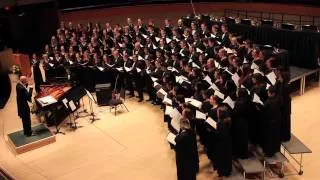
[[224, 9, 320, 30]]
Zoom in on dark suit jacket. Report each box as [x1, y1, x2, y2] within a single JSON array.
[[16, 83, 32, 118], [221, 32, 230, 47]]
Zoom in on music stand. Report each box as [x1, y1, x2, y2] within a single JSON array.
[[62, 98, 78, 130], [85, 89, 100, 123]]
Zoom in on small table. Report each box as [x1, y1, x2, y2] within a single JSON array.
[[281, 134, 312, 175]]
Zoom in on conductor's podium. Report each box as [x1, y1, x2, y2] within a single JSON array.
[[7, 124, 56, 154]]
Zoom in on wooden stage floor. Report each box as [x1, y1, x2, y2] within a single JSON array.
[[0, 79, 319, 180]]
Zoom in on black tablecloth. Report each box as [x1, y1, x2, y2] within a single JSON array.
[[227, 24, 320, 69]]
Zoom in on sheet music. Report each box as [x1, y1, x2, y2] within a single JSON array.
[[69, 61, 74, 65], [204, 75, 213, 85], [196, 48, 203, 53], [138, 56, 144, 61], [214, 60, 221, 69], [153, 44, 157, 50], [253, 69, 264, 75], [155, 37, 160, 42], [232, 73, 240, 87], [185, 98, 202, 109], [169, 108, 182, 120], [192, 62, 200, 69], [209, 83, 219, 91], [118, 43, 124, 48], [97, 66, 104, 71], [243, 57, 248, 64], [196, 110, 206, 120], [216, 41, 221, 45], [38, 95, 57, 106], [171, 67, 179, 73], [136, 68, 141, 73], [49, 57, 53, 60], [151, 77, 158, 82], [166, 38, 172, 44], [223, 96, 235, 109], [179, 51, 185, 57], [210, 34, 216, 38], [142, 34, 148, 39], [166, 132, 176, 145], [163, 96, 173, 105], [62, 98, 68, 108], [206, 117, 217, 129], [157, 88, 167, 96], [251, 62, 259, 70], [49, 63, 54, 67], [68, 100, 77, 111], [214, 90, 225, 100], [176, 76, 189, 84], [165, 106, 174, 115], [266, 71, 277, 85], [171, 117, 181, 132], [188, 59, 193, 63], [224, 68, 234, 75], [116, 67, 123, 72], [224, 47, 234, 54], [253, 93, 264, 105]]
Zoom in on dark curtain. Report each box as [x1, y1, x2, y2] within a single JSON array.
[[228, 24, 320, 69]]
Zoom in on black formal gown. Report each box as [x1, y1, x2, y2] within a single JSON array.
[[262, 95, 282, 157], [175, 129, 198, 180], [32, 61, 43, 93], [215, 119, 232, 177], [275, 79, 291, 142], [232, 99, 249, 159]]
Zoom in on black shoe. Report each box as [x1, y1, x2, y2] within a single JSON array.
[[146, 99, 152, 102], [26, 131, 37, 137], [138, 99, 143, 102]]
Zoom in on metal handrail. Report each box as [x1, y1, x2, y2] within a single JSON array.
[[224, 9, 320, 28]]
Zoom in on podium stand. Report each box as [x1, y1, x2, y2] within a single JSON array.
[[12, 54, 31, 76]]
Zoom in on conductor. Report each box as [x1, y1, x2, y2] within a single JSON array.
[[16, 76, 34, 136]]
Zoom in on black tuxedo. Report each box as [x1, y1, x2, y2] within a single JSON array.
[[221, 32, 230, 47], [124, 59, 135, 95], [32, 60, 43, 93], [16, 82, 33, 136], [134, 60, 146, 100]]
